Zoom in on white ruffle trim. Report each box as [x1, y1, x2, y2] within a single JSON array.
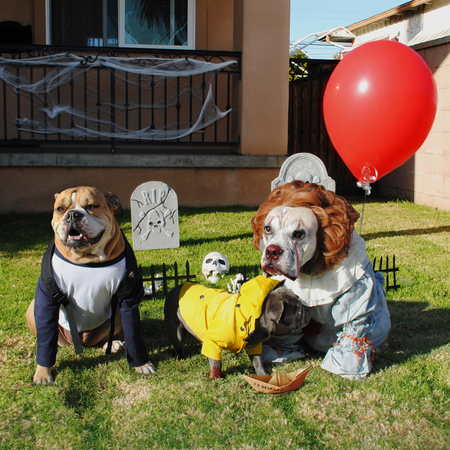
[[274, 231, 369, 307]]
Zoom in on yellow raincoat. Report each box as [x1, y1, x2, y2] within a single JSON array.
[[179, 275, 281, 361]]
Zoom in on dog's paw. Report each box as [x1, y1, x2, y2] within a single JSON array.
[[209, 370, 226, 380], [33, 365, 54, 384], [208, 359, 225, 380], [135, 361, 157, 375], [102, 340, 125, 353]]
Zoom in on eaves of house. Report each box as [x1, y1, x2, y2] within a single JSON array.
[[346, 0, 450, 50], [347, 0, 432, 32]]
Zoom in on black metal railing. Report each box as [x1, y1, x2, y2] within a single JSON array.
[[0, 45, 241, 152]]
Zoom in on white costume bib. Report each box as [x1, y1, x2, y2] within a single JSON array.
[[52, 252, 126, 332], [276, 231, 368, 307]]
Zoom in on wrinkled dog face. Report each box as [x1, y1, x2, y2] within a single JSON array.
[[260, 206, 318, 280], [52, 187, 120, 255], [245, 286, 311, 346]]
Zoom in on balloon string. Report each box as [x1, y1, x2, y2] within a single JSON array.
[[345, 191, 368, 326], [352, 190, 367, 282], [359, 190, 367, 238]]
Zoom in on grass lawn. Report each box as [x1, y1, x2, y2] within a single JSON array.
[[1, 198, 449, 449]]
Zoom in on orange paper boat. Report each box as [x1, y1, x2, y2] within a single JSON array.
[[243, 367, 310, 394]]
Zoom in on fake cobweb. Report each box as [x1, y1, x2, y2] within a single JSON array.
[[0, 53, 237, 141]]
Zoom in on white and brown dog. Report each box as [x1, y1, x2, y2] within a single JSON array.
[[252, 181, 391, 380], [26, 186, 156, 384]]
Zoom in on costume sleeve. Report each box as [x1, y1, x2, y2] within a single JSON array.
[[321, 262, 391, 377], [34, 277, 60, 367], [120, 281, 149, 367], [201, 320, 235, 361]]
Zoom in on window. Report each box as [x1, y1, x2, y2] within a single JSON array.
[[49, 0, 195, 49]]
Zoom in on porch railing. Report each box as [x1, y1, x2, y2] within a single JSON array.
[[0, 46, 241, 152]]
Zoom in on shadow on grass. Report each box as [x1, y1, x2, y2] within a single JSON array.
[[52, 318, 168, 410], [288, 298, 450, 377], [52, 299, 450, 399], [371, 300, 450, 372], [180, 232, 254, 247], [41, 298, 450, 414], [362, 225, 450, 241]]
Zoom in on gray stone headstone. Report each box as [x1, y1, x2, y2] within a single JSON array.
[[271, 153, 336, 192], [131, 181, 180, 250]]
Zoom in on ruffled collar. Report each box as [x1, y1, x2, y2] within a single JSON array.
[[276, 231, 369, 307]]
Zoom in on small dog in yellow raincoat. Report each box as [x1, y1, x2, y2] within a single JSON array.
[[164, 276, 311, 379]]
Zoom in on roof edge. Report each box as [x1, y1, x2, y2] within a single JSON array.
[[347, 0, 433, 31]]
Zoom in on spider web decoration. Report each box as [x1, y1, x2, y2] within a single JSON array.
[[0, 53, 237, 141]]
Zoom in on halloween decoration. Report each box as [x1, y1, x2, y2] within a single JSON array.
[[202, 252, 230, 283], [323, 40, 437, 192]]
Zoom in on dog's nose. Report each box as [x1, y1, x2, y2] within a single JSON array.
[[265, 245, 283, 260], [66, 210, 83, 221]]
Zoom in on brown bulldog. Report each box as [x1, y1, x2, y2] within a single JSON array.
[[26, 186, 156, 384], [51, 186, 125, 264]]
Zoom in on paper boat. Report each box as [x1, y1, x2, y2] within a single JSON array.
[[243, 367, 310, 394]]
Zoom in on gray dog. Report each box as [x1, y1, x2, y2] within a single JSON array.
[[164, 276, 311, 379]]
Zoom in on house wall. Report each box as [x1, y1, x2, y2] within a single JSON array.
[[2, 1, 34, 28], [232, 0, 290, 156], [0, 0, 291, 212], [0, 166, 280, 213], [196, 0, 235, 50], [379, 40, 450, 210]]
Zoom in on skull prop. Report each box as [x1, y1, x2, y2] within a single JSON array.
[[202, 252, 230, 283]]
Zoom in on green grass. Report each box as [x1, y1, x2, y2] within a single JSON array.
[[1, 199, 450, 449]]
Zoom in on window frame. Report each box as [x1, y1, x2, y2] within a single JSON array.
[[46, 0, 196, 49], [119, 0, 195, 49]]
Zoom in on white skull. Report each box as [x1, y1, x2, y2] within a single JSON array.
[[202, 252, 230, 283]]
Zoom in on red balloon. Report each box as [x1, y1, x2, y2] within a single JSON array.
[[323, 40, 437, 184]]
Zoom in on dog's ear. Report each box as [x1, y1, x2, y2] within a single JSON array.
[[103, 191, 123, 217], [266, 300, 285, 323], [54, 192, 60, 200]]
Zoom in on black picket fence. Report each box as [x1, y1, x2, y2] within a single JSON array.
[[142, 255, 400, 298]]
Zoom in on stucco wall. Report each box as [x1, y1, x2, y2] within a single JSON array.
[[0, 166, 280, 213], [196, 0, 234, 50], [232, 0, 290, 156], [3, 1, 34, 28], [378, 40, 450, 211]]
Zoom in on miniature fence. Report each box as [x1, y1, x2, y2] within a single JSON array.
[[141, 255, 400, 297], [142, 261, 196, 297], [372, 255, 400, 292]]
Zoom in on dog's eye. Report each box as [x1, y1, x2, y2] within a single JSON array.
[[56, 206, 66, 213], [293, 230, 305, 239], [85, 204, 99, 212]]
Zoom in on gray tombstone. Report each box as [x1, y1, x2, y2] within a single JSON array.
[[271, 153, 336, 192], [131, 181, 180, 250]]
